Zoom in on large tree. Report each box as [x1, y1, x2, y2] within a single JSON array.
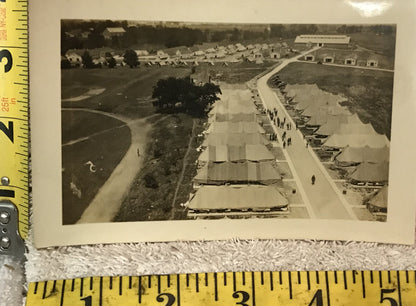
[[81, 50, 94, 69], [123, 49, 139, 68], [152, 77, 221, 116]]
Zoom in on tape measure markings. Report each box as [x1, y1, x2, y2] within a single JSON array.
[[24, 271, 415, 305], [0, 0, 29, 243]]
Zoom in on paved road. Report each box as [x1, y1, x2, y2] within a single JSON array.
[[64, 109, 157, 223], [257, 49, 357, 220]]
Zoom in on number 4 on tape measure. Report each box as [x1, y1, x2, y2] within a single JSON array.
[[26, 271, 416, 305], [0, 0, 29, 257]]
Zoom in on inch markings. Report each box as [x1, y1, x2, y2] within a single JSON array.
[[25, 271, 416, 305]]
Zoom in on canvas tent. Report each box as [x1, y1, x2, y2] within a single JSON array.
[[209, 101, 256, 115], [285, 84, 320, 98], [302, 103, 349, 118], [188, 185, 288, 210], [315, 113, 362, 136], [367, 186, 388, 212], [194, 161, 282, 185], [198, 145, 275, 162], [323, 134, 390, 149], [209, 112, 258, 123], [348, 161, 389, 183], [295, 92, 346, 112], [306, 107, 352, 126], [333, 123, 377, 135], [202, 133, 270, 147], [206, 122, 265, 134], [335, 145, 390, 166]]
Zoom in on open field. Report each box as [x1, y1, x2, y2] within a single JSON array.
[[62, 110, 126, 143], [349, 32, 396, 57], [62, 66, 192, 117], [62, 115, 131, 224], [193, 61, 276, 84], [274, 62, 394, 138]]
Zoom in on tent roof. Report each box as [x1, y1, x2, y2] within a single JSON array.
[[333, 123, 377, 135], [194, 161, 282, 184], [349, 161, 389, 182], [302, 103, 348, 117], [335, 145, 390, 164], [315, 113, 362, 136], [285, 84, 320, 98], [104, 27, 126, 33], [307, 107, 352, 126], [295, 35, 350, 44], [207, 122, 265, 134], [198, 145, 275, 162], [368, 186, 388, 208], [188, 185, 288, 210], [202, 133, 270, 147], [208, 112, 259, 123], [323, 134, 390, 149], [292, 89, 347, 111]]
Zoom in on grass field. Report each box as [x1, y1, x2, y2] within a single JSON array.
[[62, 66, 192, 118], [62, 113, 131, 224], [274, 62, 394, 138], [194, 61, 276, 84], [350, 32, 396, 57], [61, 110, 126, 143]]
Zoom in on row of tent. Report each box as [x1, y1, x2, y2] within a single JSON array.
[[285, 84, 390, 149], [188, 89, 288, 212], [284, 84, 390, 183]]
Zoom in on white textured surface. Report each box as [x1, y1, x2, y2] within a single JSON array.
[[25, 233, 416, 282], [1, 230, 416, 305], [0, 256, 24, 306]]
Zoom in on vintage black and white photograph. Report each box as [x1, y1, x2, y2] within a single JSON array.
[[60, 20, 395, 225]]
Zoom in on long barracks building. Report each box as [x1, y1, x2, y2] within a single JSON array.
[[294, 35, 351, 48]]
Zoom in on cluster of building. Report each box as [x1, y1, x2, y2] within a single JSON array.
[[63, 27, 294, 68], [294, 34, 387, 68], [282, 84, 390, 187], [186, 89, 288, 216], [302, 50, 384, 68]]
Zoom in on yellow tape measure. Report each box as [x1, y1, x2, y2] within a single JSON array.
[[0, 0, 29, 255], [26, 270, 416, 305]]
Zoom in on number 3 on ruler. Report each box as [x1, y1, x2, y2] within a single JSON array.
[[0, 49, 13, 73]]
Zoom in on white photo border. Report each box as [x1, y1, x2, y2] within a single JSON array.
[[30, 0, 416, 247]]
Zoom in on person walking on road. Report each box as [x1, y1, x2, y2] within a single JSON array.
[[311, 175, 316, 185], [283, 141, 286, 149]]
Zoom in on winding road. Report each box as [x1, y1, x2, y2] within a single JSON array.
[[62, 108, 157, 223]]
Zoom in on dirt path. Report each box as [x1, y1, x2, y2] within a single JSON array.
[[62, 88, 106, 102], [169, 119, 197, 219], [69, 109, 158, 223]]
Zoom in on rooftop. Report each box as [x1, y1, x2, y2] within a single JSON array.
[[295, 35, 350, 44]]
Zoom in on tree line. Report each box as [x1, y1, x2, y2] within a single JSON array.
[[61, 20, 396, 55]]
